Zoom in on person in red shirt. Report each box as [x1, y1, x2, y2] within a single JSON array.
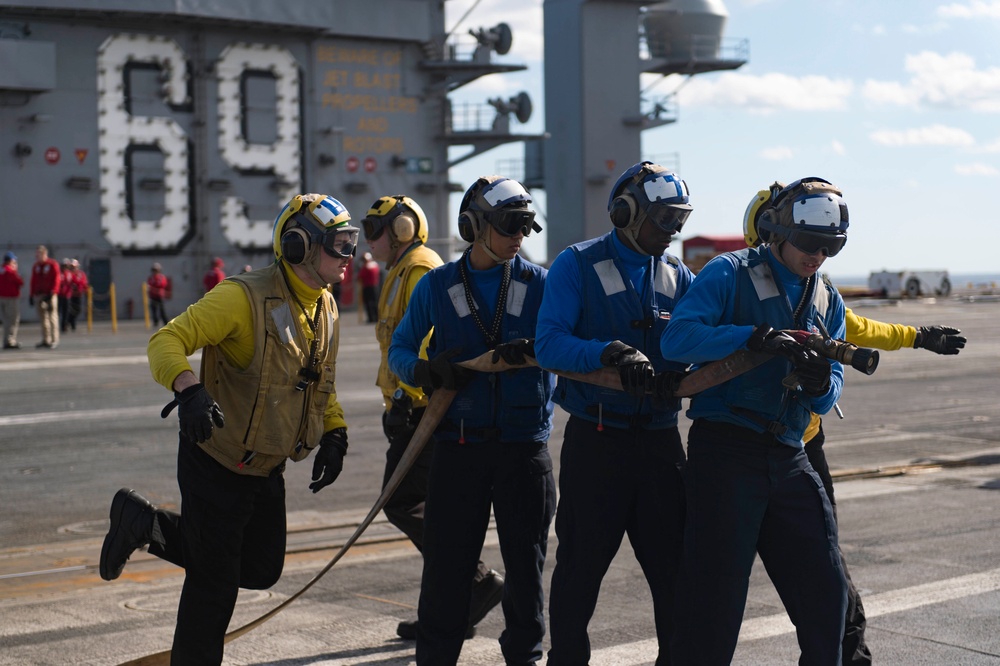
[[357, 251, 381, 323], [203, 257, 226, 292], [147, 263, 171, 327], [30, 245, 61, 349], [67, 259, 88, 332], [0, 251, 24, 349]]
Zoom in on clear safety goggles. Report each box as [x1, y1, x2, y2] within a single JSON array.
[[321, 227, 360, 258], [644, 204, 692, 235]]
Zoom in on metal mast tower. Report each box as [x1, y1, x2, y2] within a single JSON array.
[[542, 0, 747, 258]]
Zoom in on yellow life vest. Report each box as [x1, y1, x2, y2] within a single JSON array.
[[199, 264, 338, 476], [375, 243, 442, 409]]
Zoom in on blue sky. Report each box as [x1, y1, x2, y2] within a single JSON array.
[[445, 0, 1000, 280]]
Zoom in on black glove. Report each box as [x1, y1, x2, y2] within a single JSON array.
[[914, 326, 966, 355], [28, 295, 33, 307], [792, 351, 832, 397], [746, 324, 799, 354], [412, 349, 474, 391], [600, 340, 654, 398], [383, 390, 415, 440], [160, 383, 226, 443], [492, 338, 535, 365], [651, 370, 687, 409], [45, 293, 54, 305], [310, 428, 348, 493]]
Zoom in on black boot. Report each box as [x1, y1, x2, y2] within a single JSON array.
[[99, 488, 156, 581], [468, 569, 505, 628]]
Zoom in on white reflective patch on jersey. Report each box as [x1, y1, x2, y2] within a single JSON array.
[[270, 302, 296, 344], [593, 259, 626, 295], [506, 279, 527, 317], [448, 283, 472, 318], [653, 260, 677, 298], [748, 262, 781, 301]]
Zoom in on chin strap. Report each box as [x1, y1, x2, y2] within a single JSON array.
[[620, 218, 652, 256], [477, 235, 506, 264]]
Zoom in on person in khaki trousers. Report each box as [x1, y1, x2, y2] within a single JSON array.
[[29, 245, 61, 349]]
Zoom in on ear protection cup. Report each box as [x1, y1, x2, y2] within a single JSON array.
[[609, 193, 638, 229], [458, 210, 479, 242], [756, 208, 775, 245], [391, 213, 416, 244], [280, 226, 310, 264]]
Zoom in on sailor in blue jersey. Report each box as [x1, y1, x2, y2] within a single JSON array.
[[535, 162, 695, 666], [388, 176, 556, 666], [660, 177, 851, 665]]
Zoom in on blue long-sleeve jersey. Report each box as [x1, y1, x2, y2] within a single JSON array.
[[660, 247, 845, 446]]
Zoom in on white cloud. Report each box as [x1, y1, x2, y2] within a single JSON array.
[[863, 51, 1000, 111], [977, 138, 1000, 152], [760, 146, 793, 160], [954, 162, 1000, 175], [869, 124, 976, 146], [831, 140, 847, 156], [938, 1, 1000, 18], [677, 72, 853, 113]]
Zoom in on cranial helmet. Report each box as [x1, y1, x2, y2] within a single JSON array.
[[272, 193, 358, 265], [743, 182, 786, 248], [608, 161, 692, 252], [361, 195, 429, 248], [755, 177, 849, 257], [457, 176, 541, 246]]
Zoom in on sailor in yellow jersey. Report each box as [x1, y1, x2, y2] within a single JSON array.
[[98, 193, 359, 665], [744, 185, 967, 666]]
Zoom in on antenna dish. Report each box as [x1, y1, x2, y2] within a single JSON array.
[[492, 23, 513, 55], [514, 92, 532, 124]]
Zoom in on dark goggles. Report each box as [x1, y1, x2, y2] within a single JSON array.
[[644, 204, 692, 234], [361, 215, 391, 242], [786, 228, 847, 257], [485, 208, 540, 237]]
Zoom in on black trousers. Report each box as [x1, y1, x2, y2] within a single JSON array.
[[362, 285, 378, 323], [146, 438, 287, 666], [381, 411, 493, 583], [671, 419, 847, 666], [149, 297, 168, 326], [805, 424, 873, 666], [547, 416, 685, 666], [417, 437, 555, 666]]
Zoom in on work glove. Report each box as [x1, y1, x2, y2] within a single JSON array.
[[412, 349, 474, 391], [914, 326, 966, 355], [491, 338, 535, 365], [651, 370, 687, 409], [600, 340, 654, 399], [791, 351, 832, 397], [383, 389, 415, 440], [160, 383, 226, 443], [310, 428, 348, 493], [746, 324, 808, 354]]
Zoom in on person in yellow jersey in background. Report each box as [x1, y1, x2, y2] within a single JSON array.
[[360, 194, 505, 641], [744, 184, 967, 666], [98, 193, 358, 666]]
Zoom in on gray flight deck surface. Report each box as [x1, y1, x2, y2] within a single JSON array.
[[1, 298, 999, 665]]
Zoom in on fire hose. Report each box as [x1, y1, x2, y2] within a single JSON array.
[[119, 335, 877, 664]]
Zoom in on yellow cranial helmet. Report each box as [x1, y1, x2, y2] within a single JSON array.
[[361, 194, 429, 247], [271, 193, 357, 264]]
